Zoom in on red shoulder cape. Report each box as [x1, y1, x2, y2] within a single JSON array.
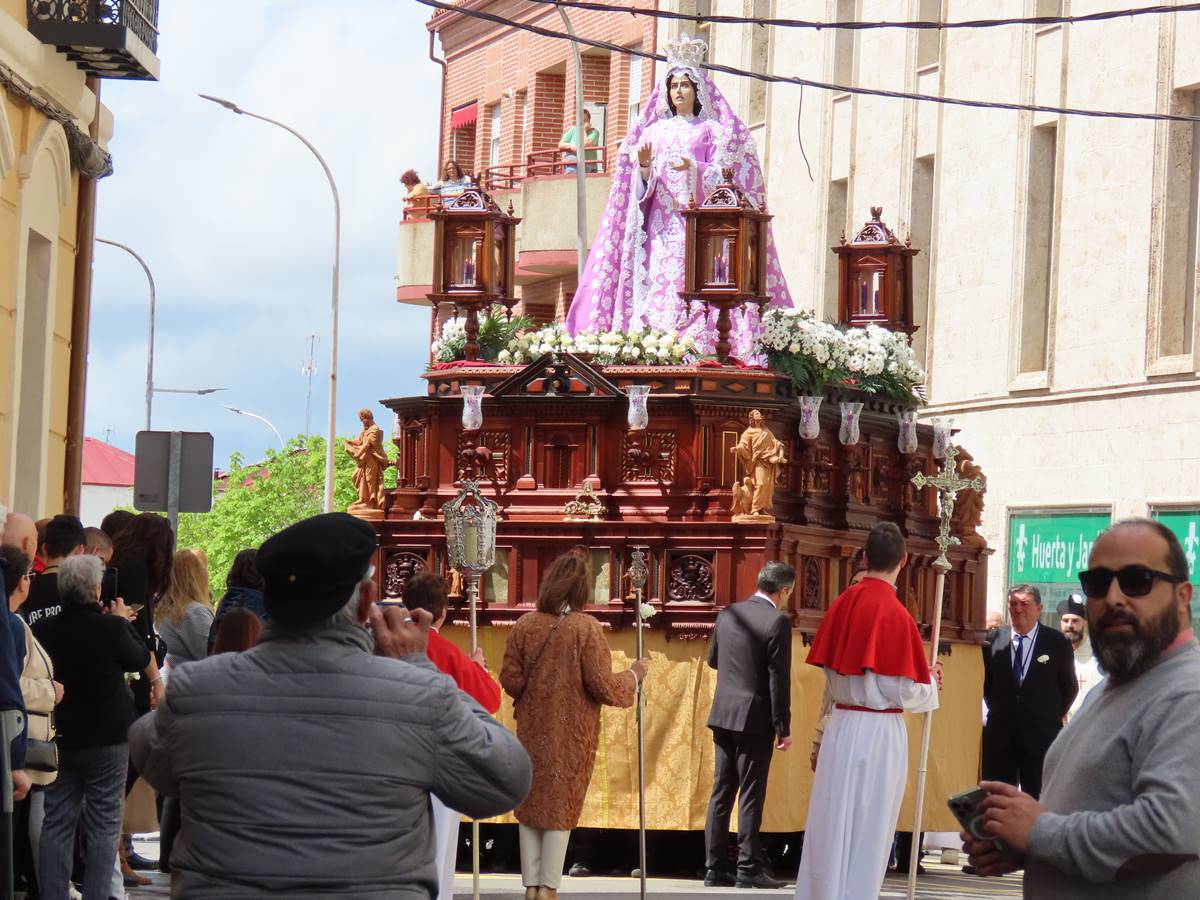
[[806, 577, 931, 682]]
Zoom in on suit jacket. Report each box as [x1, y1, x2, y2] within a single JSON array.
[[707, 595, 792, 738], [983, 624, 1078, 757]]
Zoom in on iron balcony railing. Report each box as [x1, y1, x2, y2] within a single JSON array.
[[27, 0, 160, 79]]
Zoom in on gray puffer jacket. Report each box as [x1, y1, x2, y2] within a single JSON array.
[[129, 621, 531, 898]]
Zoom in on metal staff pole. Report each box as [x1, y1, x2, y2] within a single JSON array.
[[906, 444, 984, 900], [443, 480, 499, 900], [628, 547, 650, 900]]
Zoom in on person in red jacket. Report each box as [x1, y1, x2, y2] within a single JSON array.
[[402, 572, 503, 900]]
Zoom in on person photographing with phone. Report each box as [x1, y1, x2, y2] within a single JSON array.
[[129, 512, 531, 897], [964, 518, 1200, 897], [795, 522, 943, 900]]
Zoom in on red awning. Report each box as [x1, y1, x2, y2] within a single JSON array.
[[451, 102, 478, 130]]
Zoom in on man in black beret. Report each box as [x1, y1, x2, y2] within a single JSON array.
[[130, 512, 531, 897], [1057, 593, 1102, 721]]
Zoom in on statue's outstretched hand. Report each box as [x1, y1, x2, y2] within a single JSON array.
[[637, 142, 654, 167], [668, 157, 692, 171]]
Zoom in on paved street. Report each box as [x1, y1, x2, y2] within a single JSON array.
[[126, 837, 1022, 899]]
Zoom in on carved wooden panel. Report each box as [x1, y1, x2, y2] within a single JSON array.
[[621, 430, 677, 483], [802, 556, 821, 610], [535, 425, 588, 489], [456, 429, 510, 483], [383, 550, 426, 600], [845, 444, 872, 504], [666, 553, 715, 603], [808, 442, 833, 495]]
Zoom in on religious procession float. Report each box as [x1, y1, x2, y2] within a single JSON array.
[[362, 35, 991, 837]]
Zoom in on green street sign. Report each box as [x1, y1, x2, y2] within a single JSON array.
[[1008, 512, 1112, 585], [1150, 509, 1200, 587]]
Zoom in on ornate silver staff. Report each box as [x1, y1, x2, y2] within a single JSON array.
[[906, 443, 984, 900], [628, 547, 651, 900], [443, 480, 498, 900]]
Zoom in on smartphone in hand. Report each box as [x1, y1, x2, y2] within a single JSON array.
[[948, 787, 1007, 852]]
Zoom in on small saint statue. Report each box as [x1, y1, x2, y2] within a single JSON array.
[[733, 409, 787, 522], [346, 408, 390, 519]]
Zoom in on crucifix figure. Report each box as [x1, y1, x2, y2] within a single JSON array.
[[903, 442, 985, 900]]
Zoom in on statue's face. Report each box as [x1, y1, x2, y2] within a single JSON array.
[[668, 74, 697, 116]]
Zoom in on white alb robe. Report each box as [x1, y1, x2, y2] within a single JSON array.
[[794, 670, 939, 900], [1067, 642, 1103, 721], [430, 796, 461, 900]]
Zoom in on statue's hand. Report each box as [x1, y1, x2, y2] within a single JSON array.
[[637, 142, 653, 167], [669, 157, 692, 171]]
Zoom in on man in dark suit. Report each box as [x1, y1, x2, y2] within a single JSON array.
[[981, 584, 1077, 799], [704, 561, 795, 889]]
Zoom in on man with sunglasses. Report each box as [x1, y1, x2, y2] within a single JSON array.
[[981, 584, 1077, 800], [965, 518, 1200, 897]]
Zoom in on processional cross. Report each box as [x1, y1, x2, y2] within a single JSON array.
[[905, 442, 985, 900]]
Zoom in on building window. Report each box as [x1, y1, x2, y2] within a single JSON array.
[[833, 0, 855, 90], [627, 51, 643, 130], [1018, 122, 1058, 375], [824, 178, 849, 317], [910, 156, 936, 363], [916, 0, 942, 70], [747, 0, 771, 126], [489, 103, 502, 169], [1158, 89, 1199, 359]]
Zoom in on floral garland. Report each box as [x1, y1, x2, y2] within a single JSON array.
[[756, 308, 926, 404], [498, 325, 697, 366]]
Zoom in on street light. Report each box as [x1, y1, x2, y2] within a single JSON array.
[[200, 92, 340, 513], [224, 405, 285, 450], [95, 238, 156, 431], [156, 387, 226, 395]]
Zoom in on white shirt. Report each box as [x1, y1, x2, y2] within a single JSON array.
[[1010, 621, 1040, 684], [753, 591, 776, 608]]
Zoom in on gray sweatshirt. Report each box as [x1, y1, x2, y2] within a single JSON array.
[[158, 602, 215, 665], [1026, 637, 1200, 898]]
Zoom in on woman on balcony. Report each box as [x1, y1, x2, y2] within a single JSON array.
[[431, 159, 472, 197], [564, 34, 793, 361]]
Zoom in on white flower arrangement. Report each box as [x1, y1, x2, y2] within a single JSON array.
[[757, 308, 926, 404], [431, 316, 468, 363], [500, 325, 697, 367]]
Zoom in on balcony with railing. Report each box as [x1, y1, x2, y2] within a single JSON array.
[[398, 149, 613, 305], [27, 0, 161, 81]]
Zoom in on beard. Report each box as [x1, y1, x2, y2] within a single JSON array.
[[1089, 603, 1180, 684], [1065, 629, 1084, 648]]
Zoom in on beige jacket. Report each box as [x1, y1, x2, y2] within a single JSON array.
[[19, 618, 57, 785]]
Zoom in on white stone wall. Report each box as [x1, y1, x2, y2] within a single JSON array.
[[660, 0, 1200, 608]]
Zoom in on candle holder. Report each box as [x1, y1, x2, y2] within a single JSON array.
[[932, 417, 955, 459], [798, 395, 823, 440], [461, 385, 485, 431], [839, 401, 864, 446], [897, 409, 919, 455]]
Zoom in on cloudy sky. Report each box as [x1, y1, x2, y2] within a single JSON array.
[[87, 1, 439, 466]]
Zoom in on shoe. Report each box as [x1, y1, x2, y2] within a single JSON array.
[[705, 869, 736, 887], [962, 865, 977, 875], [735, 872, 791, 889], [122, 871, 151, 888], [892, 862, 926, 875], [568, 863, 591, 877], [525, 887, 538, 900], [536, 888, 558, 900], [123, 834, 157, 871]]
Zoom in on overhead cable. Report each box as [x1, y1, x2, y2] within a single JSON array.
[[417, 0, 1200, 123], [522, 0, 1200, 32]]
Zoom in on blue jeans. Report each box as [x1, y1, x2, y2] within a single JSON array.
[[39, 743, 129, 900]]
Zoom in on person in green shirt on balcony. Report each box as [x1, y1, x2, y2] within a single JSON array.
[[558, 109, 601, 174]]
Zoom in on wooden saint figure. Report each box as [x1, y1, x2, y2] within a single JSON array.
[[733, 409, 787, 522], [346, 408, 390, 519]]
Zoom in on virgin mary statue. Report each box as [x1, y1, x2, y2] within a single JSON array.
[[564, 34, 793, 360]]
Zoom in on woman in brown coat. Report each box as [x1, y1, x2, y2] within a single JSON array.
[[500, 553, 647, 900]]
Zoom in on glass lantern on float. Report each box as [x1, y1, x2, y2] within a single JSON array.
[[428, 183, 520, 360], [833, 207, 919, 335], [680, 169, 771, 364], [461, 385, 485, 432], [442, 481, 498, 618]]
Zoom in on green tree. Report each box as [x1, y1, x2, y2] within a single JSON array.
[[176, 435, 397, 597]]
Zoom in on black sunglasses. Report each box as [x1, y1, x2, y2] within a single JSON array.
[[1078, 565, 1185, 599]]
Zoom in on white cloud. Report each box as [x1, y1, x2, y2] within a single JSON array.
[[87, 0, 438, 464]]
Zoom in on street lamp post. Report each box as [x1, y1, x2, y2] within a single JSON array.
[[224, 406, 285, 451], [199, 93, 340, 513], [95, 238, 156, 431]]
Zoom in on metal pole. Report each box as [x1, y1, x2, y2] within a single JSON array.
[[556, 7, 589, 285], [96, 238, 156, 431], [224, 406, 286, 450], [167, 430, 182, 536], [469, 571, 481, 900], [906, 562, 948, 900], [198, 96, 340, 511], [635, 583, 647, 900]]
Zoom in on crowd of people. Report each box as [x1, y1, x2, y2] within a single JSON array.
[[2, 505, 1197, 899]]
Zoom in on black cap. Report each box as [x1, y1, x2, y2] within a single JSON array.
[[1056, 594, 1086, 618], [258, 513, 377, 627]]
